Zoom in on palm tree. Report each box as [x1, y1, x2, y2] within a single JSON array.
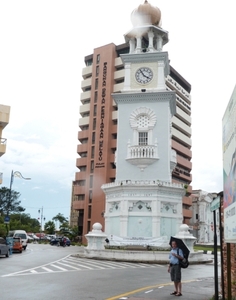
[[44, 221, 56, 234], [52, 213, 67, 225]]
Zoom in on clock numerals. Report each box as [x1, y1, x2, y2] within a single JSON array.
[[135, 67, 153, 84]]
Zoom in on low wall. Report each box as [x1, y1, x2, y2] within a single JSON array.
[[76, 248, 209, 264]]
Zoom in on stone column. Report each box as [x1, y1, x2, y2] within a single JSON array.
[[148, 30, 154, 52]]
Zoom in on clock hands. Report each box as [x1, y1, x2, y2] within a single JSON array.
[[140, 69, 151, 79]]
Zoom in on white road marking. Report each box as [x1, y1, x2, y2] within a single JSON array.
[[145, 289, 153, 293], [1, 255, 164, 277], [42, 267, 53, 272], [50, 264, 67, 271]]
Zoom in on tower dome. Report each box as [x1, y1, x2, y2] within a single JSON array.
[[131, 0, 161, 27]]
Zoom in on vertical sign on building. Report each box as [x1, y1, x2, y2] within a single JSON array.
[[96, 61, 107, 169], [222, 85, 236, 243]]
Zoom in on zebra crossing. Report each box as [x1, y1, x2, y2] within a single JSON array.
[[2, 255, 164, 277]]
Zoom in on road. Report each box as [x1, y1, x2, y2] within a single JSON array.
[[0, 244, 218, 300]]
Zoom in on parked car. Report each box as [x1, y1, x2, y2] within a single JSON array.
[[50, 237, 70, 247], [27, 233, 39, 241], [8, 230, 28, 250], [0, 237, 10, 257], [13, 237, 23, 253]]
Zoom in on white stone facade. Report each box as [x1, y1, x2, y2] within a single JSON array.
[[191, 190, 220, 243], [101, 12, 186, 241], [102, 180, 184, 239]]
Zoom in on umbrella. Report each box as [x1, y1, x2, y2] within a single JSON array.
[[169, 236, 190, 259]]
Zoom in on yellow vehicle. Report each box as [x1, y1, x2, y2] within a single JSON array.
[[13, 237, 23, 253]]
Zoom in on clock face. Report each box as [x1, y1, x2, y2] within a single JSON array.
[[135, 67, 153, 84]]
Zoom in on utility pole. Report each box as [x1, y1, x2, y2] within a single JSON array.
[[38, 207, 46, 239], [6, 170, 31, 234]]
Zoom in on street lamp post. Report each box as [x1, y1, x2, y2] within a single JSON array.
[[6, 170, 31, 234], [38, 207, 46, 239]]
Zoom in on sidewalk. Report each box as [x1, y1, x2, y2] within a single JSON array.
[[118, 277, 215, 300]]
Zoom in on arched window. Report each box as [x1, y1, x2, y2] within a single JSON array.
[[129, 107, 156, 145]]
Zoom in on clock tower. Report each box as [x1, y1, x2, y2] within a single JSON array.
[[101, 0, 185, 241]]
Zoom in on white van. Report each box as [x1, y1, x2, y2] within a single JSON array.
[[8, 230, 28, 250]]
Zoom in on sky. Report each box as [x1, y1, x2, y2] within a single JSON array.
[[0, 0, 236, 225]]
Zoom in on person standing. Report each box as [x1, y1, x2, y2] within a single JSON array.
[[168, 240, 184, 296]]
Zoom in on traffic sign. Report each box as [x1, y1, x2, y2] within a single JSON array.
[[210, 196, 220, 212], [4, 216, 10, 224]]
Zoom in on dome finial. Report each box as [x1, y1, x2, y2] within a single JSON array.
[[131, 1, 161, 27]]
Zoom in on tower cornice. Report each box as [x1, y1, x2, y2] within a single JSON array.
[[121, 51, 168, 64], [112, 90, 176, 116]]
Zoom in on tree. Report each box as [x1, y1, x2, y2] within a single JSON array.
[[8, 213, 40, 233], [0, 212, 41, 233], [59, 220, 69, 233], [52, 213, 67, 225], [44, 221, 56, 234], [0, 187, 25, 216]]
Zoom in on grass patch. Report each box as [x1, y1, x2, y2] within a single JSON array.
[[194, 245, 220, 252]]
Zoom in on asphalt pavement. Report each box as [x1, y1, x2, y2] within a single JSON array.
[[116, 277, 215, 300]]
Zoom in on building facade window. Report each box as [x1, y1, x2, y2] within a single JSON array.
[[93, 105, 97, 117], [92, 132, 96, 144], [91, 146, 95, 158], [129, 107, 157, 146], [94, 91, 98, 103], [95, 78, 98, 90], [77, 180, 85, 186], [93, 118, 96, 130], [87, 221, 91, 232], [90, 161, 94, 173], [96, 54, 100, 64], [89, 190, 92, 203], [88, 206, 92, 219], [138, 132, 148, 145], [89, 175, 93, 188], [80, 152, 87, 157], [96, 66, 99, 76], [86, 59, 93, 66]]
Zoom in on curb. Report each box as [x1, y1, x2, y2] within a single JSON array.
[[203, 250, 214, 254]]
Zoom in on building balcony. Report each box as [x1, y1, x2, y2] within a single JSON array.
[[126, 144, 158, 170], [73, 185, 86, 195], [113, 82, 124, 93], [183, 208, 192, 219], [0, 138, 7, 157], [112, 110, 118, 120], [0, 105, 10, 129], [110, 124, 117, 134], [82, 65, 92, 79], [75, 172, 87, 181], [172, 127, 192, 148], [78, 130, 89, 140], [79, 103, 90, 114], [80, 90, 91, 103], [182, 196, 192, 206], [109, 153, 115, 163], [72, 200, 85, 210], [81, 78, 92, 92], [172, 140, 192, 159], [77, 144, 88, 154], [78, 116, 89, 127], [76, 157, 88, 168], [176, 155, 192, 170], [108, 168, 116, 178], [172, 116, 191, 138], [110, 139, 117, 149], [172, 168, 192, 182]]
